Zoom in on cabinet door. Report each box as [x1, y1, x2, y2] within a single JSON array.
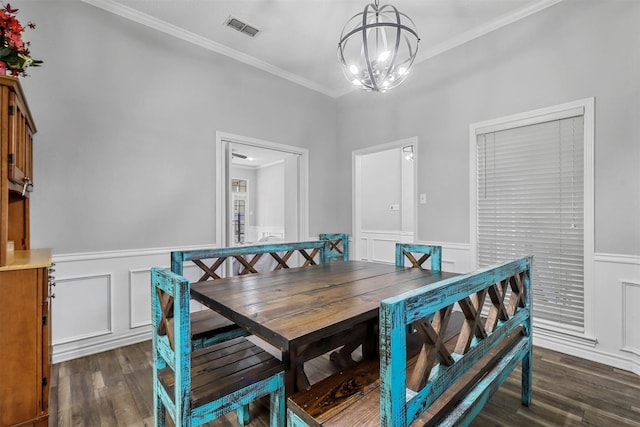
[[40, 267, 50, 415], [7, 91, 34, 196], [0, 268, 41, 426]]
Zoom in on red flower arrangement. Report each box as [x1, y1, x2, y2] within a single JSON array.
[[0, 3, 41, 76]]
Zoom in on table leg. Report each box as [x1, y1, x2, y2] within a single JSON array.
[[283, 350, 296, 397], [362, 319, 379, 360], [295, 363, 311, 391], [329, 320, 378, 367]]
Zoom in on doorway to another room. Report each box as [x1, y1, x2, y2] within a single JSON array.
[[216, 133, 309, 248], [353, 138, 417, 262]]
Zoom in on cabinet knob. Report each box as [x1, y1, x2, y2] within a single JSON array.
[[21, 176, 33, 197]]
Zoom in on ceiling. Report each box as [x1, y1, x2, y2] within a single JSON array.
[[85, 0, 560, 98], [230, 144, 296, 168]]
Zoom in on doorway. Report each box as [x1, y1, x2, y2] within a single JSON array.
[[352, 137, 417, 262], [216, 132, 309, 248]]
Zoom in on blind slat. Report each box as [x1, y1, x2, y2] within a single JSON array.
[[477, 116, 585, 330]]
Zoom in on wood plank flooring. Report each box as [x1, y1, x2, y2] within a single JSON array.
[[49, 341, 640, 426]]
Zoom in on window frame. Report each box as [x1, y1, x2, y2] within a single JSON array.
[[469, 98, 596, 345]]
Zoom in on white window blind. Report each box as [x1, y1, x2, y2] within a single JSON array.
[[476, 115, 585, 330]]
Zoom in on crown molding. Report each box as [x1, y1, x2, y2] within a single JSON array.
[[83, 0, 561, 100], [81, 0, 340, 98], [419, 0, 563, 63]]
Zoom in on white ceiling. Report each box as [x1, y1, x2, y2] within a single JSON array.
[[85, 0, 560, 98]]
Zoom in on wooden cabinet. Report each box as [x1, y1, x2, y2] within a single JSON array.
[[0, 75, 36, 266], [0, 249, 52, 427], [0, 76, 49, 426]]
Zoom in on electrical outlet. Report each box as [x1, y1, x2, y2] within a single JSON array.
[[419, 194, 427, 204]]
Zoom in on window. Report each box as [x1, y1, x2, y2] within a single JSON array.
[[471, 99, 594, 338], [232, 179, 248, 244], [231, 178, 247, 193]]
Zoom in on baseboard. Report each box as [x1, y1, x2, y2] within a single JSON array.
[[534, 331, 639, 375], [52, 329, 152, 364]]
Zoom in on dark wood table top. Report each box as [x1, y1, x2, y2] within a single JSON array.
[[191, 260, 458, 351]]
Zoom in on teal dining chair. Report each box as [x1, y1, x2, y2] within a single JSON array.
[[319, 233, 349, 262], [395, 243, 442, 272], [151, 267, 285, 427]]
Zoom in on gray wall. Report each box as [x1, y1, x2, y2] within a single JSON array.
[[18, 1, 337, 253], [14, 1, 640, 257], [336, 0, 640, 256]]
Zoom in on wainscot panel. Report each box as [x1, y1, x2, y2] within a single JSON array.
[[51, 245, 215, 363], [50, 242, 640, 377]]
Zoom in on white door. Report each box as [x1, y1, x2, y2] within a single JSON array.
[[353, 138, 417, 262]]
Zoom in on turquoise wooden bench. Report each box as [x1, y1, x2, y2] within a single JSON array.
[[170, 240, 330, 350], [396, 242, 442, 272], [287, 256, 533, 426], [151, 267, 285, 427], [319, 233, 349, 261]]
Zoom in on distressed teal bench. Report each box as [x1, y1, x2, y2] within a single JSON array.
[[170, 240, 331, 350], [287, 257, 533, 426]]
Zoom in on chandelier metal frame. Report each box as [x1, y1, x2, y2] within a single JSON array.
[[338, 0, 420, 92]]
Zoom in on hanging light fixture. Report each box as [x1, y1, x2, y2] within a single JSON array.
[[338, 0, 420, 93]]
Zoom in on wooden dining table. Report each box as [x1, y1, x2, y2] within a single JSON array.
[[190, 260, 458, 396]]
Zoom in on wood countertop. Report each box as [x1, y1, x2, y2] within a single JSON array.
[[0, 248, 52, 271]]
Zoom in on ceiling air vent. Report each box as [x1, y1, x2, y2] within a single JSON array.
[[225, 16, 260, 37]]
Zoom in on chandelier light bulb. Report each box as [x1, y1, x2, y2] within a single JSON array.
[[338, 0, 420, 93]]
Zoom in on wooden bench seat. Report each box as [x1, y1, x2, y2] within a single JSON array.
[[288, 257, 533, 427], [189, 309, 239, 342], [289, 327, 524, 427], [157, 336, 283, 409]]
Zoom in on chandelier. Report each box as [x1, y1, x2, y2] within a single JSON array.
[[338, 0, 420, 93]]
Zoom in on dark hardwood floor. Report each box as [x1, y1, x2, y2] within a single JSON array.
[[48, 340, 640, 426]]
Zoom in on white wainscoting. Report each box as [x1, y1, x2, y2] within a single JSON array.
[[51, 240, 640, 377], [358, 230, 473, 274], [533, 253, 640, 376], [622, 280, 640, 357], [51, 245, 215, 363], [53, 273, 113, 344]]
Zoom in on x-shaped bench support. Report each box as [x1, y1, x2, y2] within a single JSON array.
[[402, 250, 432, 270], [156, 288, 175, 350], [193, 248, 322, 281], [408, 305, 456, 390]]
